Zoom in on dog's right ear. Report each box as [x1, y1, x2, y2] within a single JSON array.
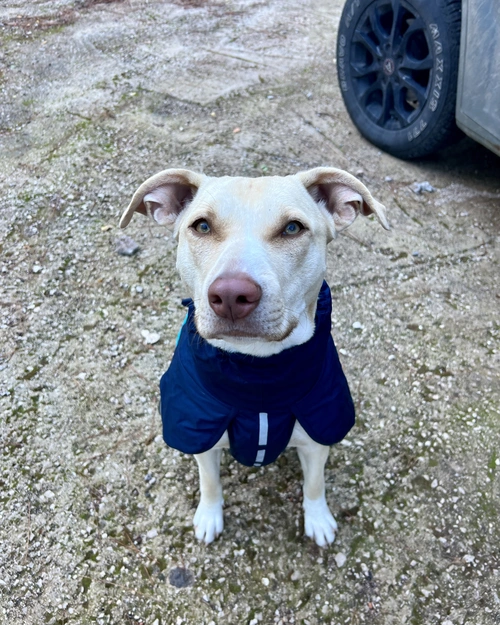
[[119, 169, 205, 229]]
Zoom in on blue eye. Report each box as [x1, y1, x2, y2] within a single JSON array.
[[283, 221, 303, 236], [192, 219, 211, 234]]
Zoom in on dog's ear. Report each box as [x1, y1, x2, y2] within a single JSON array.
[[297, 167, 389, 233], [119, 169, 205, 229]]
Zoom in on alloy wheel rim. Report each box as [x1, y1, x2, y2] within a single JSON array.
[[349, 0, 434, 130]]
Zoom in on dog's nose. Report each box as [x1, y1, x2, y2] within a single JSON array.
[[208, 273, 262, 321]]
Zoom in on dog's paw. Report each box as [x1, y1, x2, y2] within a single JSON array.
[[303, 495, 338, 547], [193, 500, 224, 544]]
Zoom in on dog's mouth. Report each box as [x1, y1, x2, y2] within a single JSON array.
[[196, 316, 297, 343], [205, 326, 295, 342]]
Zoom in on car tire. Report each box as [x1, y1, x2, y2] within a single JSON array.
[[337, 0, 462, 159]]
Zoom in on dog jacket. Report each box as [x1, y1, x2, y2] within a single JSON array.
[[160, 281, 355, 467]]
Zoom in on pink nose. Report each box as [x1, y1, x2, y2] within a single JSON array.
[[208, 273, 262, 321]]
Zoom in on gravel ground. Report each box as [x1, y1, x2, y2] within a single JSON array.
[[1, 1, 500, 624]]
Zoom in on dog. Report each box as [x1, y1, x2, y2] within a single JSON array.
[[120, 167, 388, 546]]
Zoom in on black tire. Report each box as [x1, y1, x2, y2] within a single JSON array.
[[337, 0, 462, 159]]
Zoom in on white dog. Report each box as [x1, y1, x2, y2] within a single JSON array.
[[120, 168, 388, 547]]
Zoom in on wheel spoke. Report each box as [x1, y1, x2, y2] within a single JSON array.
[[400, 74, 428, 105], [399, 53, 433, 72], [349, 59, 380, 78], [392, 16, 426, 57], [367, 4, 390, 46], [353, 29, 383, 60], [392, 83, 412, 125], [389, 0, 406, 50], [375, 82, 393, 126], [359, 81, 381, 108]]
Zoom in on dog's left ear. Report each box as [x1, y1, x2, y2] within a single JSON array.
[[297, 167, 390, 233]]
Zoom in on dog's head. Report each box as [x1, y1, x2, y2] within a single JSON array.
[[120, 168, 389, 356]]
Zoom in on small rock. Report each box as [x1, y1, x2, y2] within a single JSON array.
[[291, 570, 301, 581], [262, 577, 270, 586], [352, 321, 363, 330], [32, 264, 42, 274], [168, 567, 194, 588], [25, 225, 39, 237], [146, 528, 158, 539], [115, 235, 140, 256], [141, 330, 161, 345], [463, 554, 475, 564], [411, 181, 435, 194], [41, 490, 55, 502], [384, 176, 393, 182], [334, 552, 346, 568], [83, 316, 99, 330]]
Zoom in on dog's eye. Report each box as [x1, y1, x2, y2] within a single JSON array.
[[191, 219, 211, 234], [282, 221, 304, 236]]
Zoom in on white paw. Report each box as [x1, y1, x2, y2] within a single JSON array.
[[303, 495, 338, 547], [193, 500, 224, 544]]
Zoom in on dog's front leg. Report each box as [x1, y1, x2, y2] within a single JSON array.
[[293, 424, 338, 547], [193, 447, 224, 543]]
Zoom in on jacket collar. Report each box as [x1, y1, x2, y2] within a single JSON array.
[[179, 281, 333, 411]]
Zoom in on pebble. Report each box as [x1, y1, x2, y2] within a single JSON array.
[[146, 528, 158, 539], [25, 225, 39, 237], [141, 330, 161, 345], [115, 235, 140, 256], [168, 567, 194, 588], [262, 577, 270, 586], [40, 490, 55, 502], [32, 264, 42, 273], [411, 181, 435, 194], [352, 321, 363, 330], [334, 552, 346, 568]]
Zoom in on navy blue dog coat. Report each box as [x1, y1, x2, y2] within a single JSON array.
[[160, 281, 355, 467]]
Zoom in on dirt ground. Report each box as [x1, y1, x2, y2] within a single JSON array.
[[1, 0, 500, 624]]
